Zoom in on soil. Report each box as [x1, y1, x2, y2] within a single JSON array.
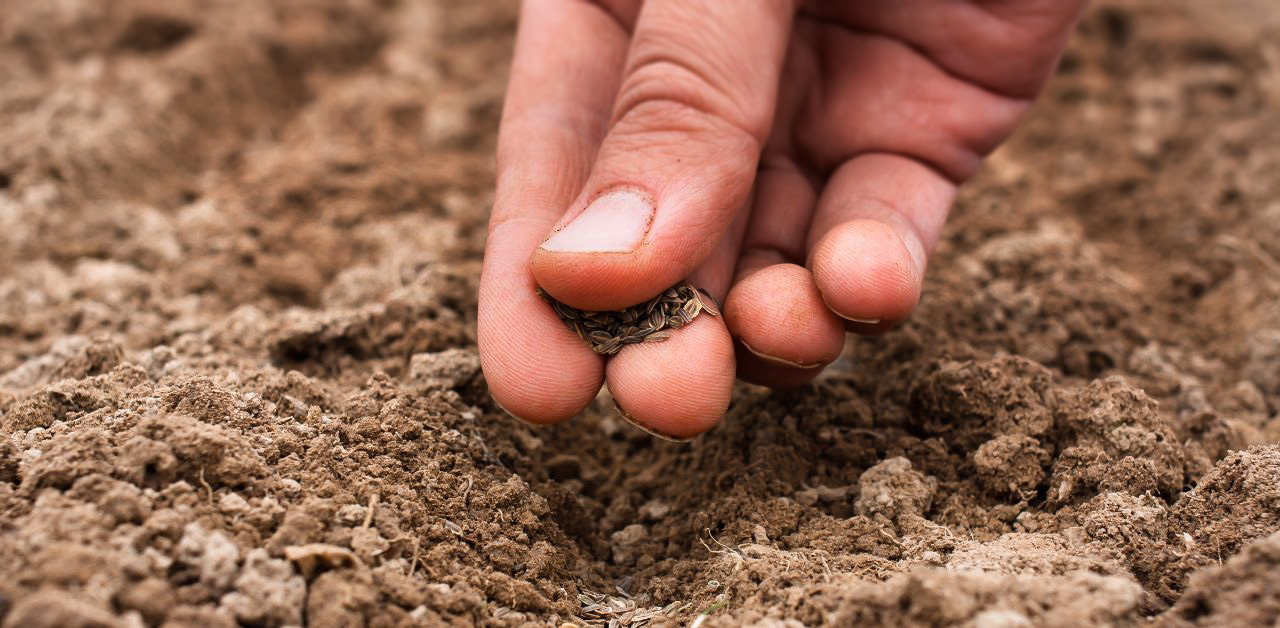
[[1, 0, 1279, 626]]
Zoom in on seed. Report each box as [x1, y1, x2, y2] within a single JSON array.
[[647, 310, 666, 331], [554, 302, 580, 320], [695, 289, 720, 317], [537, 281, 712, 356]]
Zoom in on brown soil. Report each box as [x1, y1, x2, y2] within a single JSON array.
[[2, 0, 1279, 626]]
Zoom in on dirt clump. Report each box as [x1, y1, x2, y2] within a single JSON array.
[[1155, 530, 1280, 628]]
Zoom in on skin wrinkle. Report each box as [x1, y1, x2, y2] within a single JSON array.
[[745, 162, 821, 263], [737, 246, 798, 278], [611, 96, 765, 160], [497, 103, 611, 163], [580, 0, 641, 32], [479, 276, 603, 417], [800, 2, 1084, 99], [620, 54, 751, 133], [800, 28, 1028, 182], [829, 193, 934, 269]]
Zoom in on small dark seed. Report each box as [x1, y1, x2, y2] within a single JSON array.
[[696, 289, 721, 316], [554, 302, 579, 320], [647, 310, 666, 330]]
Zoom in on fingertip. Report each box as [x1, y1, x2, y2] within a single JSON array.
[[480, 327, 604, 424], [810, 219, 922, 330], [734, 342, 826, 389], [606, 315, 735, 440], [478, 258, 605, 424], [723, 263, 845, 369], [530, 248, 682, 312]]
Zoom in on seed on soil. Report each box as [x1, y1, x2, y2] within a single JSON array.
[[537, 281, 719, 356], [576, 589, 684, 627]]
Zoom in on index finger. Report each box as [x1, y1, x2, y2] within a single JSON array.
[[478, 0, 633, 422]]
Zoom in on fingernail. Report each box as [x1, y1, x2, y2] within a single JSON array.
[[840, 315, 881, 325], [490, 392, 541, 427], [614, 403, 696, 443], [739, 339, 823, 369], [818, 290, 881, 325], [540, 188, 654, 253]]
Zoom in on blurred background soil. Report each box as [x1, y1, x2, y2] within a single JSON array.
[[1, 0, 1279, 626]]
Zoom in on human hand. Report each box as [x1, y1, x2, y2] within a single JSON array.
[[479, 0, 1087, 439]]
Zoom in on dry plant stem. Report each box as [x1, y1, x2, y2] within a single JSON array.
[[537, 281, 720, 356]]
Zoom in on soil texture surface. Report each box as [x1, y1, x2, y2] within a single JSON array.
[[2, 0, 1280, 626]]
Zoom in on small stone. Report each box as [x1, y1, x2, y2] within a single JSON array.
[[219, 492, 250, 515], [177, 523, 241, 590], [3, 590, 123, 628], [336, 504, 368, 526], [815, 485, 853, 503], [219, 549, 306, 627], [855, 457, 938, 520], [408, 348, 481, 391], [115, 577, 176, 625], [349, 527, 390, 562], [613, 524, 647, 545], [307, 571, 376, 627], [610, 524, 648, 565], [638, 500, 670, 521], [794, 488, 819, 507], [971, 609, 1033, 628]]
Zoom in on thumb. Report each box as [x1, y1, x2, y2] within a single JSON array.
[[531, 0, 794, 311]]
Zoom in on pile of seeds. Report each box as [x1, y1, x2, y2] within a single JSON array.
[[576, 589, 689, 627], [537, 281, 720, 356]]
